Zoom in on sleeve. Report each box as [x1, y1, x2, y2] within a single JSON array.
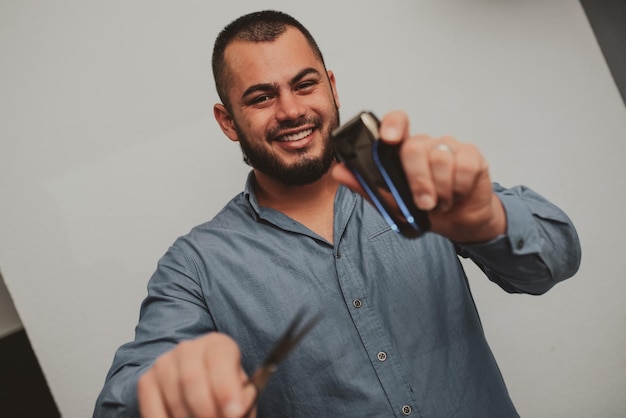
[[456, 183, 582, 295], [93, 240, 215, 418]]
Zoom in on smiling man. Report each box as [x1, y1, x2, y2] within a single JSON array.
[[94, 10, 581, 418], [213, 23, 342, 243], [217, 52, 340, 187]]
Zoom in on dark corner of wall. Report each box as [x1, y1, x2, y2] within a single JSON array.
[[0, 269, 60, 417], [0, 330, 61, 417], [580, 0, 626, 107]]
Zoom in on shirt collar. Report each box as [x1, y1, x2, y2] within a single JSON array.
[[242, 169, 359, 235], [243, 170, 262, 216]]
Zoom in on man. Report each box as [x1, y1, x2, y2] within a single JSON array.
[[94, 10, 581, 418]]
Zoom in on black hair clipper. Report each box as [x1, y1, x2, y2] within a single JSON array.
[[332, 111, 430, 238]]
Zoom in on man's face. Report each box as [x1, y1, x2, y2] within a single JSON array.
[[220, 27, 341, 186]]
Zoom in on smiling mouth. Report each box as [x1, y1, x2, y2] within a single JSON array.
[[276, 128, 314, 142]]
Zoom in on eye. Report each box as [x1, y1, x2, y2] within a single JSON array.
[[250, 94, 273, 105], [296, 80, 316, 91]]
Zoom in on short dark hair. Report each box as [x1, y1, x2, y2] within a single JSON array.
[[212, 10, 326, 111]]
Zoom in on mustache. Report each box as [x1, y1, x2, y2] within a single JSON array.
[[266, 116, 323, 141]]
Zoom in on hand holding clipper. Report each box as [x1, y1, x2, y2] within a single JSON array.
[[331, 111, 430, 238]]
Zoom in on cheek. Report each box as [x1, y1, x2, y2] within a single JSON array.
[[235, 111, 259, 132], [239, 114, 272, 143], [242, 108, 270, 127]]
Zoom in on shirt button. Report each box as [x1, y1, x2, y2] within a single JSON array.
[[352, 299, 362, 308], [377, 351, 387, 362], [516, 239, 525, 250], [335, 252, 341, 259], [401, 405, 412, 415]]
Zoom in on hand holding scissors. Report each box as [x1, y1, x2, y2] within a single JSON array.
[[137, 308, 320, 418]]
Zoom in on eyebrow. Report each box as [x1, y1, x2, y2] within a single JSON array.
[[241, 67, 322, 101]]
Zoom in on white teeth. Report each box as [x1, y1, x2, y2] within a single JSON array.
[[280, 128, 313, 142]]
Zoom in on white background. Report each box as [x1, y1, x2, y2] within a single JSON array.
[[1, 1, 625, 417]]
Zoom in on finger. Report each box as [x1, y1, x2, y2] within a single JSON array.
[[240, 376, 260, 418], [137, 369, 170, 418], [246, 404, 259, 418], [204, 334, 248, 418], [331, 163, 367, 197], [379, 111, 410, 145], [176, 339, 218, 418], [429, 138, 456, 212], [399, 135, 437, 210], [242, 380, 258, 407], [149, 350, 192, 418], [452, 143, 485, 198]]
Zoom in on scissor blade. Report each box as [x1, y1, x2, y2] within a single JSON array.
[[244, 309, 322, 418], [264, 310, 322, 367]]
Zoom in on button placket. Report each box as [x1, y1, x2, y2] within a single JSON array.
[[334, 234, 416, 418]]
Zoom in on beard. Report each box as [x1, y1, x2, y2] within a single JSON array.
[[235, 108, 340, 186]]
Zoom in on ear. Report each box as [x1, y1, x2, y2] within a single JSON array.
[[213, 103, 239, 142], [327, 70, 340, 109]]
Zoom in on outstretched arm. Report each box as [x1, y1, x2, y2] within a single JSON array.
[[94, 243, 256, 418], [332, 110, 581, 294]]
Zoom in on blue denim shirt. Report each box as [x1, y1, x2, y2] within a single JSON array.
[[94, 173, 580, 418]]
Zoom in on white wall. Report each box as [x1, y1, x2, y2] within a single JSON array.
[[1, 1, 625, 417]]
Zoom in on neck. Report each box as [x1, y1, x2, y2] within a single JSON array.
[[253, 167, 339, 242]]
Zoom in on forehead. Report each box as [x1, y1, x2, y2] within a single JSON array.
[[223, 27, 325, 94]]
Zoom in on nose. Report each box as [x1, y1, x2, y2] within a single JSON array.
[[275, 91, 305, 121]]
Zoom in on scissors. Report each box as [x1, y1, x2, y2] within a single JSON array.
[[242, 307, 322, 417]]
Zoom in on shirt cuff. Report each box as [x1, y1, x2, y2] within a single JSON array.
[[459, 190, 541, 257]]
